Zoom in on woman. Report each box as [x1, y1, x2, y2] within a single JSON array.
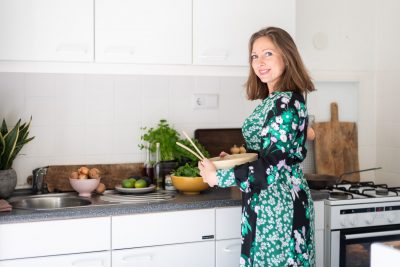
[[199, 27, 315, 267]]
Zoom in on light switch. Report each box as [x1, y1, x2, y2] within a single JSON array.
[[193, 94, 219, 109]]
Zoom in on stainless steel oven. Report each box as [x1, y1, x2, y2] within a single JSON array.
[[324, 181, 400, 267], [330, 224, 400, 267]]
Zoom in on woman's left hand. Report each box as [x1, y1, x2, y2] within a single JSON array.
[[198, 158, 218, 187]]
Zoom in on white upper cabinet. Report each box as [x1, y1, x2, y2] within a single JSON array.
[[0, 0, 93, 62], [95, 0, 192, 64], [193, 0, 295, 66]]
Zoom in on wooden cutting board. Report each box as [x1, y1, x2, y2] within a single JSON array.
[[313, 102, 360, 182], [194, 128, 245, 157], [43, 163, 144, 193]]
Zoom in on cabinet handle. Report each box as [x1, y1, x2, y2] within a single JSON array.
[[224, 243, 241, 252], [122, 253, 153, 262], [56, 44, 88, 54], [199, 51, 228, 60], [71, 258, 105, 266], [104, 46, 136, 55]]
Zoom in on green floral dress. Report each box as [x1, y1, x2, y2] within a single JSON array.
[[217, 91, 315, 267]]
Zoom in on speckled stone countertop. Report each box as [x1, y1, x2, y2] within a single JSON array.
[[0, 187, 329, 224]]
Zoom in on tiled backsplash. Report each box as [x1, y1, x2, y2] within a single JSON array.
[[0, 73, 258, 187], [0, 72, 375, 188]]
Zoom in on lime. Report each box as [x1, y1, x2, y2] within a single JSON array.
[[121, 178, 135, 188], [135, 179, 148, 188], [129, 177, 137, 184]]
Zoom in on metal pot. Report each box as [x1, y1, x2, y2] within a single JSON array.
[[305, 167, 382, 190]]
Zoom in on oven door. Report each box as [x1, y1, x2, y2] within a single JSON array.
[[330, 224, 400, 267]]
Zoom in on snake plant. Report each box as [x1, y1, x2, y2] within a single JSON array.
[[0, 117, 35, 170]]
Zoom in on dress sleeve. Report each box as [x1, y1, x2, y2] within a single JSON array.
[[217, 93, 307, 191]]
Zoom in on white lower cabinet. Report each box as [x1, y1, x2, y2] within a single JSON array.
[[0, 251, 110, 267], [112, 241, 214, 267], [216, 239, 241, 267], [216, 207, 242, 267], [112, 208, 216, 267], [0, 217, 110, 261]]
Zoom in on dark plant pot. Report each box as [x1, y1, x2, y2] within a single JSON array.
[[0, 169, 17, 199]]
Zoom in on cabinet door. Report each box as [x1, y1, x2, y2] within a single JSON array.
[[95, 0, 191, 64], [193, 0, 295, 66], [0, 251, 111, 267], [0, 217, 110, 260], [113, 241, 215, 267], [216, 207, 241, 240], [0, 0, 93, 62], [216, 239, 241, 267]]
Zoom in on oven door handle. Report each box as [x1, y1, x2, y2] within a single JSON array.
[[345, 230, 400, 240]]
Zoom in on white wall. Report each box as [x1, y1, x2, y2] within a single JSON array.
[[296, 0, 378, 181], [375, 0, 400, 185]]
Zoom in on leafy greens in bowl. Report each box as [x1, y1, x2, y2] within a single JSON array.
[[172, 163, 200, 178]]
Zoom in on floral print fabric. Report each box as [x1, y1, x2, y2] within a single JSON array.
[[217, 91, 315, 267]]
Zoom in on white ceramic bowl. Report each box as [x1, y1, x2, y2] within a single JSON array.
[[210, 153, 258, 169], [69, 178, 100, 197]]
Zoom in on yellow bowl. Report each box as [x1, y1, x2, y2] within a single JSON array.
[[171, 175, 209, 195]]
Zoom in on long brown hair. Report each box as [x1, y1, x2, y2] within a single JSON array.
[[246, 27, 315, 100]]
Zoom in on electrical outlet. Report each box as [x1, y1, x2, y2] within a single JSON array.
[[193, 94, 219, 109]]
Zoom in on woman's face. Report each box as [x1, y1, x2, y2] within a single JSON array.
[[251, 36, 285, 92]]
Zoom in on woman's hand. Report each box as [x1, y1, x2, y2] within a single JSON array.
[[219, 151, 229, 158], [198, 158, 218, 187], [307, 127, 315, 141]]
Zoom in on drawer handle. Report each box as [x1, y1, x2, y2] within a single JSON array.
[[224, 243, 241, 252], [123, 253, 153, 262], [71, 258, 105, 266]]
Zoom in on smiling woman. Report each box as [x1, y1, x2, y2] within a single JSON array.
[[199, 26, 316, 267]]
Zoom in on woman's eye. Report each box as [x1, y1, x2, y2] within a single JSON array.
[[264, 51, 272, 57], [250, 55, 257, 60]]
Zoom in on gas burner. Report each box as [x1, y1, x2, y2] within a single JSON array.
[[376, 187, 389, 196], [329, 192, 353, 200]]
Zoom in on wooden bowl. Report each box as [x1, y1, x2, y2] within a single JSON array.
[[210, 153, 258, 169], [171, 175, 209, 195]]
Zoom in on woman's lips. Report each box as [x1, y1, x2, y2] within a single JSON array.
[[258, 69, 270, 75]]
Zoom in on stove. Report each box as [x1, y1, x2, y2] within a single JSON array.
[[324, 180, 400, 203], [323, 181, 400, 267]]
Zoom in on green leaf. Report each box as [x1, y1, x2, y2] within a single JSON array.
[[0, 133, 5, 157], [1, 120, 20, 170], [0, 117, 34, 170], [0, 119, 7, 136]]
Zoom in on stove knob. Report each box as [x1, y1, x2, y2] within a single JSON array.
[[340, 217, 347, 227], [387, 213, 395, 223], [365, 215, 374, 225], [348, 215, 357, 226]]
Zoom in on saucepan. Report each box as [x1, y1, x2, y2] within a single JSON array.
[[305, 167, 382, 190]]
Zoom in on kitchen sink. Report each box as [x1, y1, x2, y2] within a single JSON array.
[[9, 194, 92, 210], [8, 191, 175, 210]]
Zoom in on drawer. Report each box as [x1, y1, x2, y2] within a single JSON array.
[[215, 207, 241, 240], [0, 217, 110, 260], [112, 209, 215, 249]]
